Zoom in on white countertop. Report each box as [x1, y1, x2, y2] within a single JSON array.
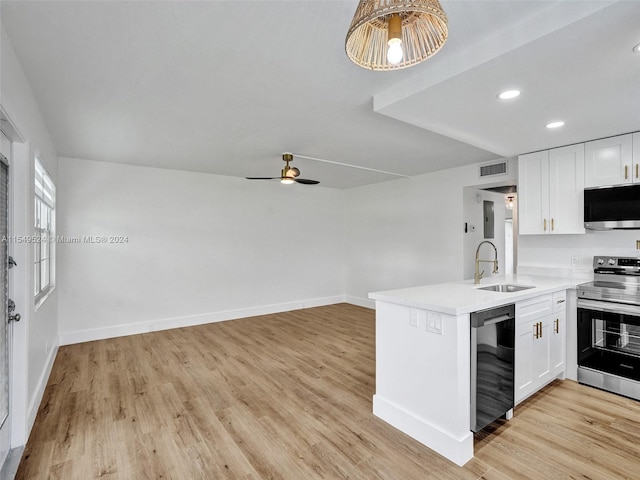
[[368, 274, 589, 315]]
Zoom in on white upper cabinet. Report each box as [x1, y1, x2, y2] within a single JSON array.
[[584, 133, 634, 187], [548, 144, 585, 234], [518, 151, 549, 235], [518, 144, 585, 235]]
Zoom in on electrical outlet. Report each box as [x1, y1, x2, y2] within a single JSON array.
[[410, 309, 418, 327], [571, 256, 579, 267], [636, 240, 640, 250]]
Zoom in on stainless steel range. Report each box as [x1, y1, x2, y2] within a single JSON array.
[[577, 256, 640, 400]]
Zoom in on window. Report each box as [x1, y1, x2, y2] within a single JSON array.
[[35, 159, 55, 305]]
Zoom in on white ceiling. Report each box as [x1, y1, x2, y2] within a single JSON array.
[[1, 1, 639, 188]]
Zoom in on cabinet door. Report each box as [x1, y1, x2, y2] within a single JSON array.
[[518, 151, 550, 235], [551, 311, 566, 376], [533, 317, 552, 385], [515, 321, 535, 404], [548, 144, 585, 234], [584, 134, 633, 187]]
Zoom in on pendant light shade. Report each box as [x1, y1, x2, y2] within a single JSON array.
[[345, 0, 448, 71]]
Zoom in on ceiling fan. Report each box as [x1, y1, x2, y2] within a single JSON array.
[[246, 153, 320, 185]]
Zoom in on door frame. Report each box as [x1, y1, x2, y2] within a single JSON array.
[[0, 106, 28, 450]]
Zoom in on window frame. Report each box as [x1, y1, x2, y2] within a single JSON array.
[[34, 158, 55, 308]]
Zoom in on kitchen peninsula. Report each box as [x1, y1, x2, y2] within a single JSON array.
[[369, 274, 577, 466]]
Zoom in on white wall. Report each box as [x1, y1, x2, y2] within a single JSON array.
[[344, 160, 517, 305], [462, 188, 506, 281], [0, 22, 59, 446], [57, 157, 346, 343], [518, 230, 640, 276]]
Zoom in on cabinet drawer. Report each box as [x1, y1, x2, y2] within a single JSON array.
[[516, 294, 552, 325], [552, 291, 567, 313]]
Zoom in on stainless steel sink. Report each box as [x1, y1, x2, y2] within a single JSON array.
[[477, 284, 535, 293]]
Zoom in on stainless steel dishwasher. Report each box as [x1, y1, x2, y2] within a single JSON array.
[[470, 303, 515, 432]]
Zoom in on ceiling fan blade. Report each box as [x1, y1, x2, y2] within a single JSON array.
[[295, 178, 320, 185], [245, 177, 280, 180]]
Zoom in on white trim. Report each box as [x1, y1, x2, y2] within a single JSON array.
[[34, 285, 54, 312], [59, 295, 347, 345], [0, 107, 25, 143], [8, 140, 29, 449], [344, 295, 375, 309], [373, 394, 474, 467], [26, 344, 57, 440]]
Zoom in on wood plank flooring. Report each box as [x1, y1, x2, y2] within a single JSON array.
[[15, 303, 640, 479]]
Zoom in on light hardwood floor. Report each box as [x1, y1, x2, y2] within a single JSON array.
[[16, 303, 640, 479]]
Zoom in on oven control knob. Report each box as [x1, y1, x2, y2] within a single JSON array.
[[597, 258, 605, 265], [608, 258, 616, 265]]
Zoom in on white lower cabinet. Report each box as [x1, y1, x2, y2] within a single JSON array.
[[515, 313, 552, 402], [550, 311, 566, 375], [515, 291, 567, 404], [551, 291, 567, 377]]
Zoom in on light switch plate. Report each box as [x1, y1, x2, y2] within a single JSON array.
[[427, 312, 442, 335]]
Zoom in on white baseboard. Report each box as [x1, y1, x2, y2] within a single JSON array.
[[26, 343, 58, 439], [59, 295, 348, 345], [344, 295, 375, 309], [373, 394, 473, 467]]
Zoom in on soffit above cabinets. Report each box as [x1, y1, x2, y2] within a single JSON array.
[[375, 1, 640, 157]]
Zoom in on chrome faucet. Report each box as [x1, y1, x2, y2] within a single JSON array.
[[475, 240, 499, 284]]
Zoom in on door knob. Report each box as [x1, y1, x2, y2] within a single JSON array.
[[8, 299, 20, 322]]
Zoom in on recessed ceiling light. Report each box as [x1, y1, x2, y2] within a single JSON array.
[[633, 42, 640, 54], [498, 89, 521, 100], [546, 121, 565, 129]]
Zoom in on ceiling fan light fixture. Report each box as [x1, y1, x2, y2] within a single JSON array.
[[386, 14, 403, 65], [288, 167, 300, 178], [345, 0, 448, 71], [246, 153, 320, 186], [281, 167, 296, 184]]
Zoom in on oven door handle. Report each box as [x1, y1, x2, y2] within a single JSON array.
[[577, 298, 640, 316]]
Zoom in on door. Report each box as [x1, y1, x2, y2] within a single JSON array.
[[577, 303, 640, 381], [517, 150, 549, 234], [551, 312, 566, 375], [470, 305, 515, 432], [0, 131, 12, 469], [548, 144, 585, 234], [532, 317, 552, 384], [584, 134, 633, 187], [515, 320, 535, 403]]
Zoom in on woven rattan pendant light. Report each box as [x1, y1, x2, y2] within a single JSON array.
[[345, 0, 448, 71]]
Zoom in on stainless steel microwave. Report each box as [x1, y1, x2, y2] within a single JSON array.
[[584, 184, 640, 230]]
